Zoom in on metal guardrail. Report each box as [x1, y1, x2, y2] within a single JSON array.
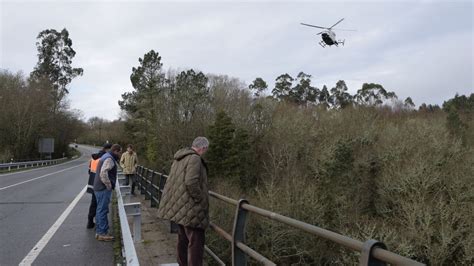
[[135, 165, 424, 266], [0, 158, 68, 172], [116, 172, 141, 266]]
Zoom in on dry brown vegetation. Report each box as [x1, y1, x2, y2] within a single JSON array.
[[116, 50, 473, 265], [207, 101, 473, 265]]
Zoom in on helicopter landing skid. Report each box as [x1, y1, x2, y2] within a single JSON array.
[[319, 41, 327, 48]]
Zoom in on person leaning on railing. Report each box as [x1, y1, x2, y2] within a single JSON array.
[[86, 143, 112, 229], [157, 137, 210, 266], [93, 144, 122, 242]]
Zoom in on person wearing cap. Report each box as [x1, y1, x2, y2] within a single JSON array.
[[94, 144, 122, 241], [86, 143, 112, 229]]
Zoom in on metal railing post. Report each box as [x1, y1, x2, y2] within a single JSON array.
[[360, 240, 387, 266], [140, 168, 147, 195], [232, 199, 249, 266], [124, 203, 142, 243], [120, 185, 132, 204], [145, 170, 153, 200], [157, 173, 166, 205], [136, 166, 142, 192], [150, 172, 158, 208]]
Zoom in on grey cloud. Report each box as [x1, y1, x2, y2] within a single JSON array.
[[1, 1, 472, 120]]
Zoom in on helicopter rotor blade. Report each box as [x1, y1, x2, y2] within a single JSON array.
[[332, 28, 357, 32], [300, 23, 328, 30], [328, 18, 344, 30]]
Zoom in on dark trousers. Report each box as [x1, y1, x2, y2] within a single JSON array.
[[125, 174, 136, 193], [88, 192, 97, 221], [177, 225, 205, 266]]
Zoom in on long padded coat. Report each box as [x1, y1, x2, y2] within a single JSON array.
[[157, 148, 209, 229]]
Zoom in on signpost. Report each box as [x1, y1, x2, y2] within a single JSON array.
[[39, 138, 55, 159]]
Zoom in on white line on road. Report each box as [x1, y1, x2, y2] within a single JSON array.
[[19, 185, 87, 266], [0, 164, 85, 191]]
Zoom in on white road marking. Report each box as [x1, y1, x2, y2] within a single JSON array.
[[0, 164, 85, 191], [19, 185, 87, 265]]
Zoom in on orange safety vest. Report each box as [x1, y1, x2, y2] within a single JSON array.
[[90, 159, 100, 173]]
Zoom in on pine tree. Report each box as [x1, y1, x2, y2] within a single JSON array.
[[207, 111, 235, 180], [354, 83, 397, 106], [272, 73, 294, 101], [291, 72, 319, 105], [249, 77, 268, 97], [31, 28, 83, 113], [329, 80, 353, 109], [230, 128, 254, 190]]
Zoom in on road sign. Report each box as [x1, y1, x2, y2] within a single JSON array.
[[39, 138, 55, 154]]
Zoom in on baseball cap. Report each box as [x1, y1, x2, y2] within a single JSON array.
[[103, 143, 112, 149]]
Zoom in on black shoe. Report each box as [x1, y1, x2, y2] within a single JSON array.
[[87, 220, 95, 229]]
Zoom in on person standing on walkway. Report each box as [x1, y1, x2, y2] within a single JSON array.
[[93, 144, 122, 241], [120, 144, 138, 195], [157, 137, 210, 266], [86, 143, 112, 229]]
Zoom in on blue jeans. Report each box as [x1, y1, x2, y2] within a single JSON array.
[[94, 189, 112, 235]]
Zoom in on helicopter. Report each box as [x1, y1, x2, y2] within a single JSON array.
[[300, 18, 355, 47]]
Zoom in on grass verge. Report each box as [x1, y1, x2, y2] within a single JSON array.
[[112, 192, 124, 265]]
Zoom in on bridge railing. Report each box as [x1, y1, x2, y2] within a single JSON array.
[[0, 158, 68, 172], [135, 165, 424, 266]]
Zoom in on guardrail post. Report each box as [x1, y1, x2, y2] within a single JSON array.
[[359, 239, 387, 266], [118, 176, 127, 186], [124, 203, 142, 243], [120, 186, 131, 203], [232, 199, 249, 266]]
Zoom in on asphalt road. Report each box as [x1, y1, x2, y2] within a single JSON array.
[[0, 145, 114, 266]]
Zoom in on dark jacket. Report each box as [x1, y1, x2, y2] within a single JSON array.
[[157, 148, 209, 229]]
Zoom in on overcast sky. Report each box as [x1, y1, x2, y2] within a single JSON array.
[[1, 0, 473, 120]]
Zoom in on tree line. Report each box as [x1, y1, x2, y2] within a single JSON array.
[[117, 49, 473, 265], [0, 28, 83, 162]]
